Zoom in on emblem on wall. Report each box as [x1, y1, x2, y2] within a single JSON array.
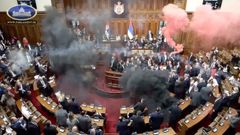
[[7, 5, 37, 21], [114, 1, 124, 15], [112, 0, 128, 18]]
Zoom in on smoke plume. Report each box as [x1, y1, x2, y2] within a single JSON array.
[[8, 49, 30, 74], [120, 70, 178, 111], [42, 7, 97, 88], [162, 4, 189, 35], [189, 4, 240, 50], [162, 4, 189, 53], [66, 7, 111, 33]]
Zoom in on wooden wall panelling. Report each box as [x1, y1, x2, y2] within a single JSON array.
[[0, 12, 45, 44]]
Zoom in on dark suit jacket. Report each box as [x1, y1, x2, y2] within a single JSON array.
[[168, 105, 182, 125], [197, 82, 207, 91], [183, 78, 190, 92], [116, 120, 131, 135], [149, 111, 164, 130], [190, 68, 200, 77], [174, 81, 185, 99], [130, 115, 146, 133], [43, 125, 58, 135], [190, 91, 204, 107], [69, 102, 81, 114], [134, 102, 146, 113], [27, 121, 41, 135], [77, 116, 91, 133]]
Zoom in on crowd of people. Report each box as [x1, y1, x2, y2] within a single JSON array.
[[0, 30, 105, 134], [0, 24, 240, 135], [110, 51, 182, 73], [115, 46, 240, 134]]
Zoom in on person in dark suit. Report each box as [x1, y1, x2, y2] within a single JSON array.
[[116, 116, 131, 135], [190, 67, 200, 77], [212, 95, 229, 119], [134, 98, 146, 113], [174, 77, 185, 99], [197, 78, 207, 91], [10, 116, 27, 135], [60, 97, 70, 112], [26, 116, 41, 135], [130, 111, 146, 133], [168, 104, 182, 128], [76, 111, 91, 133], [183, 74, 190, 92], [190, 91, 204, 108], [149, 107, 164, 130], [69, 98, 81, 114], [55, 105, 68, 127], [36, 75, 53, 97], [92, 110, 104, 119], [199, 86, 212, 104], [146, 30, 154, 41], [188, 52, 195, 64], [110, 55, 118, 71], [43, 121, 58, 135]]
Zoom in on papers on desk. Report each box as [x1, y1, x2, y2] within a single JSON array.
[[21, 104, 31, 119], [81, 104, 87, 107], [97, 106, 103, 110]]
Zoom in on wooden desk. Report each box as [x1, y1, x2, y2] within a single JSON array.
[[178, 102, 213, 135], [131, 49, 153, 55], [178, 97, 191, 111], [105, 70, 122, 89], [207, 108, 238, 135], [120, 107, 134, 115], [81, 104, 106, 114], [138, 127, 177, 135], [36, 95, 59, 113], [91, 118, 104, 127], [16, 100, 41, 123], [183, 103, 213, 129]]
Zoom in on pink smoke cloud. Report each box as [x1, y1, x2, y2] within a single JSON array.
[[190, 4, 240, 50], [162, 4, 190, 35], [162, 4, 189, 54]]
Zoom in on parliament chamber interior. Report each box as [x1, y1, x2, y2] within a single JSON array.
[[0, 0, 240, 135]]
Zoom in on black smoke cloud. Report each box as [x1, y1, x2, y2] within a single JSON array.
[[42, 7, 97, 86], [120, 70, 178, 111]]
